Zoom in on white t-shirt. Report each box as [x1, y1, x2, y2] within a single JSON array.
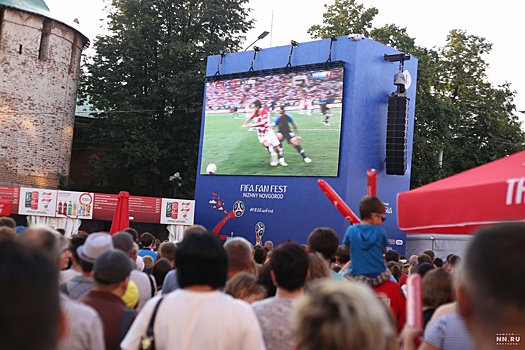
[[130, 270, 156, 311], [60, 268, 81, 284], [135, 255, 145, 271], [120, 289, 266, 350]]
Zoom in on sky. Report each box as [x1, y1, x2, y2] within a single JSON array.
[[45, 0, 525, 125]]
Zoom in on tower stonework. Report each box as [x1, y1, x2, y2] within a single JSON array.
[[0, 1, 88, 188]]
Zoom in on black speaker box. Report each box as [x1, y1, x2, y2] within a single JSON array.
[[386, 96, 409, 175]]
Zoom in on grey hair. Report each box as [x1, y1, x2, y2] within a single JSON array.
[[224, 237, 253, 272], [293, 279, 396, 350]]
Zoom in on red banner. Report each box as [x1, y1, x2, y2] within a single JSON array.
[[92, 193, 162, 223], [0, 186, 19, 214], [0, 186, 187, 225], [0, 199, 13, 216], [92, 193, 119, 221], [129, 196, 162, 223]]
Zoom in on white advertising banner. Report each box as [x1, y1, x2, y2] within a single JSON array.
[[18, 187, 57, 217], [56, 191, 94, 219], [160, 199, 195, 225]]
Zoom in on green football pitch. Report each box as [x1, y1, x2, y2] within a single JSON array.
[[200, 109, 342, 177]]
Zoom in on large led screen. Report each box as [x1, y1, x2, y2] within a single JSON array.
[[201, 63, 344, 176]]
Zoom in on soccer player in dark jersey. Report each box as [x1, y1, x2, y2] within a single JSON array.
[[270, 98, 277, 112], [320, 94, 331, 125], [272, 107, 312, 163], [242, 100, 287, 167]]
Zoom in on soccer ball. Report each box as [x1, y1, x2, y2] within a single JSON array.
[[255, 222, 265, 236], [206, 163, 217, 174], [232, 200, 245, 218]]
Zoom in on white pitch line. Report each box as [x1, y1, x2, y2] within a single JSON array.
[[301, 128, 340, 131]]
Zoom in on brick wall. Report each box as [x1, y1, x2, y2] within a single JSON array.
[[0, 8, 85, 189]]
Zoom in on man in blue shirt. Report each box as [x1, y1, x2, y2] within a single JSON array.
[[138, 232, 157, 261]]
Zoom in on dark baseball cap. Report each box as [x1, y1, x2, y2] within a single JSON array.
[[94, 250, 133, 285]]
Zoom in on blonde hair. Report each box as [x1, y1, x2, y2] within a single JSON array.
[[224, 272, 265, 300], [305, 252, 330, 288], [292, 279, 396, 350], [246, 258, 259, 276], [142, 255, 154, 268]]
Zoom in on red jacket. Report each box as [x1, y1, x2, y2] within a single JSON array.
[[372, 280, 406, 333], [399, 272, 408, 287]]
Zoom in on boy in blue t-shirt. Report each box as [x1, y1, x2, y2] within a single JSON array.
[[342, 196, 388, 278]]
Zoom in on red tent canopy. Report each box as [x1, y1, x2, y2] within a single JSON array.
[[398, 150, 525, 234]]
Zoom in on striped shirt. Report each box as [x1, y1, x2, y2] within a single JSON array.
[[250, 108, 271, 137], [424, 313, 474, 350]]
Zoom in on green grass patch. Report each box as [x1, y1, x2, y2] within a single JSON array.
[[200, 109, 342, 177]]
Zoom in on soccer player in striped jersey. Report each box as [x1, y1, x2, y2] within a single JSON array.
[[242, 100, 287, 167]]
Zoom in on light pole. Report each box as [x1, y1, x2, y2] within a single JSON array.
[[244, 31, 270, 51], [169, 172, 182, 198]]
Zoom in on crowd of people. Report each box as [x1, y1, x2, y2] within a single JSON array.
[[0, 201, 524, 350], [205, 68, 344, 113]]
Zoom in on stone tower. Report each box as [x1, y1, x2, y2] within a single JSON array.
[[0, 0, 89, 188]]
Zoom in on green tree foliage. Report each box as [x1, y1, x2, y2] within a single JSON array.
[[307, 0, 378, 39], [434, 30, 525, 178], [310, 2, 525, 188], [80, 0, 253, 197], [370, 24, 416, 53]]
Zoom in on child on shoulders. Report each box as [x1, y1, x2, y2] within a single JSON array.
[[343, 196, 388, 282]]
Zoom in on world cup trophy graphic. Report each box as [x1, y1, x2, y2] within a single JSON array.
[[255, 221, 265, 246]]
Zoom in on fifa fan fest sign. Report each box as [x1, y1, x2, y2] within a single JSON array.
[[194, 36, 418, 254]]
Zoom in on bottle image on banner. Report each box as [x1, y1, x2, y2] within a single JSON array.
[[86, 204, 91, 216], [166, 202, 172, 218], [58, 202, 63, 215], [67, 201, 72, 216], [72, 201, 77, 216], [25, 192, 32, 208], [30, 192, 39, 210], [171, 202, 178, 219]]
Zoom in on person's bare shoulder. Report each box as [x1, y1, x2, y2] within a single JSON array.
[[427, 302, 457, 328]]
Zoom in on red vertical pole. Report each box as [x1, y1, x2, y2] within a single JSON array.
[[367, 169, 377, 196]]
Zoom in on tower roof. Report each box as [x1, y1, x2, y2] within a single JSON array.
[[0, 0, 90, 48], [0, 0, 51, 17]]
